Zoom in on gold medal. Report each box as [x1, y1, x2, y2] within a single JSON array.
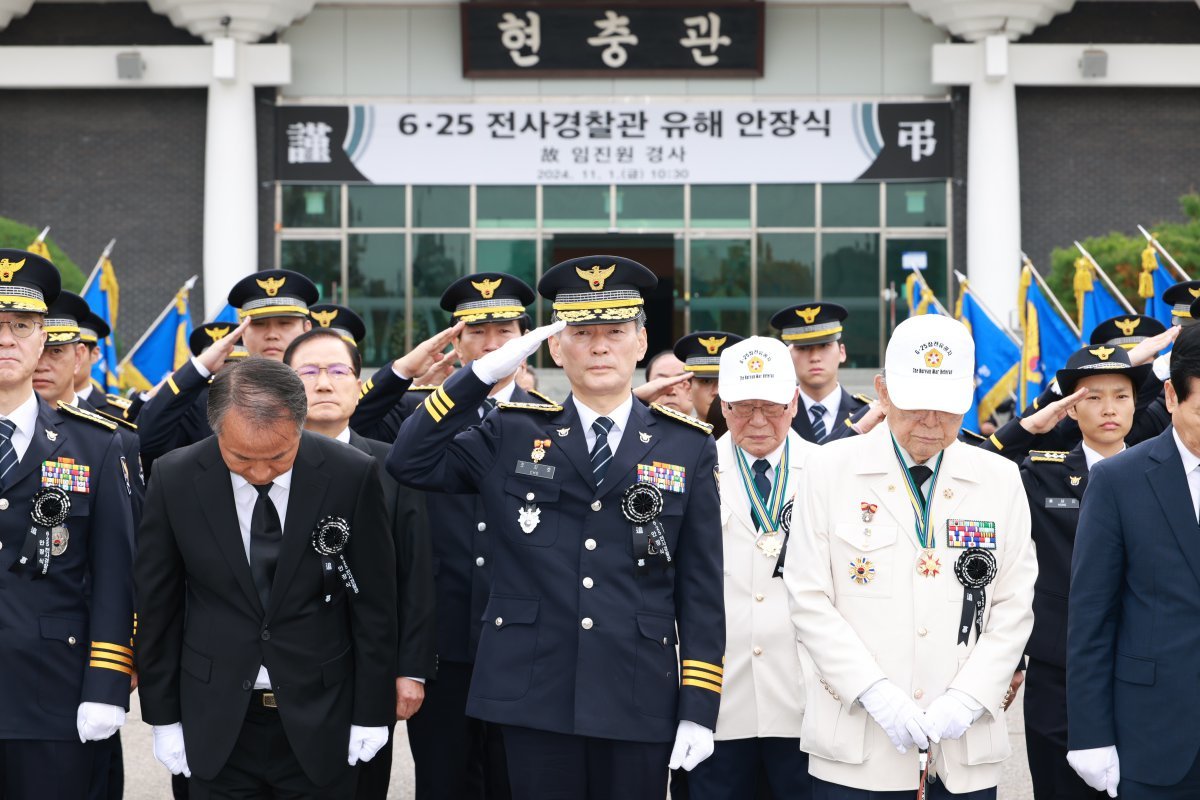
[[916, 549, 941, 578], [530, 438, 550, 463]]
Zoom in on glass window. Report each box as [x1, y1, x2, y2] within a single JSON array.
[[280, 239, 342, 302], [822, 184, 880, 228], [886, 182, 946, 228], [757, 233, 816, 335], [411, 233, 470, 345], [476, 239, 538, 290], [281, 185, 339, 228], [347, 233, 406, 367], [757, 185, 815, 228], [616, 186, 683, 229], [477, 186, 536, 229], [348, 186, 406, 228], [821, 233, 880, 368], [885, 238, 949, 321], [543, 186, 610, 229], [689, 239, 751, 335], [691, 185, 750, 229], [413, 186, 469, 228]]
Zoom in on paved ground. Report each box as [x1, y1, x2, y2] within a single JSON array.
[[120, 683, 1032, 799]]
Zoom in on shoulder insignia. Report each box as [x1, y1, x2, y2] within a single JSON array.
[[57, 402, 117, 431], [853, 393, 873, 405], [958, 428, 986, 443], [92, 408, 138, 432], [496, 401, 563, 413], [527, 388, 558, 405], [1029, 450, 1070, 463], [105, 393, 132, 410], [650, 403, 714, 434]]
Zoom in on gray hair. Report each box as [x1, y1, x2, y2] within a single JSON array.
[[207, 357, 308, 435]]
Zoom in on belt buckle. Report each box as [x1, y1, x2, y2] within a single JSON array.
[[261, 692, 277, 708]]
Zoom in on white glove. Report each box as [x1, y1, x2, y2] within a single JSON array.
[[1067, 746, 1119, 798], [858, 681, 931, 754], [471, 320, 566, 385], [152, 722, 191, 777], [668, 720, 715, 771], [923, 693, 976, 743], [347, 725, 389, 766], [76, 701, 125, 742]]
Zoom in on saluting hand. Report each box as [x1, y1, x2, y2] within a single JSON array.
[[196, 316, 252, 376], [1127, 324, 1180, 367], [1019, 387, 1089, 435], [392, 322, 465, 380], [472, 320, 566, 385], [634, 372, 691, 405]]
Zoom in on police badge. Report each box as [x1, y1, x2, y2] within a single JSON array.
[[518, 503, 541, 534], [14, 486, 71, 575]]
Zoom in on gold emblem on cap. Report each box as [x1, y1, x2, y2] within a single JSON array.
[[471, 277, 503, 299], [746, 356, 765, 373], [256, 276, 286, 297], [310, 309, 338, 328], [924, 348, 944, 369], [697, 335, 727, 356], [206, 326, 230, 342], [1114, 318, 1141, 337], [576, 264, 616, 292], [0, 257, 26, 284], [795, 306, 821, 325], [1089, 346, 1115, 362]]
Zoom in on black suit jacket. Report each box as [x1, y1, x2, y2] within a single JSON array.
[[135, 432, 397, 786], [348, 431, 437, 680]]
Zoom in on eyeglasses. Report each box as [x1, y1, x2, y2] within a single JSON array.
[[295, 364, 356, 381], [0, 320, 41, 339], [724, 402, 788, 419]]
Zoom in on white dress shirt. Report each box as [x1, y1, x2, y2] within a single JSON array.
[[2, 391, 42, 462], [574, 394, 634, 456], [1081, 442, 1124, 472], [77, 383, 94, 404], [481, 380, 516, 417], [738, 440, 787, 486], [1173, 429, 1200, 521], [799, 385, 841, 436], [229, 468, 293, 689]]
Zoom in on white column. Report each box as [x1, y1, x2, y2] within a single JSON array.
[[965, 36, 1021, 325], [203, 40, 258, 317]]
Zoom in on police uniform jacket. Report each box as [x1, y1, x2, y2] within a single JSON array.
[[713, 429, 817, 741], [133, 358, 212, 467], [791, 387, 868, 445], [134, 432, 398, 787], [79, 396, 145, 532], [387, 368, 726, 743], [0, 399, 135, 741], [783, 423, 1036, 794]]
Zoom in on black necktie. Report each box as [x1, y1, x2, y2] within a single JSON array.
[[0, 418, 17, 493], [590, 417, 615, 484], [480, 397, 498, 418], [809, 404, 827, 442], [909, 465, 933, 511], [249, 483, 282, 612], [752, 459, 772, 530]]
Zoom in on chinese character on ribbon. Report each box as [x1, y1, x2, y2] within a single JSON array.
[[587, 10, 638, 69], [680, 13, 731, 67], [898, 120, 937, 162], [286, 122, 334, 164], [498, 11, 540, 67]]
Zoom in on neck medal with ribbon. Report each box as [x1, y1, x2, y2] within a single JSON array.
[[734, 443, 791, 572], [890, 435, 944, 578]]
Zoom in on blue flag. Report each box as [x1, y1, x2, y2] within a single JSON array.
[[208, 302, 240, 325], [1075, 260, 1131, 343], [956, 284, 1019, 432], [80, 248, 120, 393], [1141, 247, 1177, 328], [904, 272, 943, 317], [118, 279, 196, 392], [1019, 266, 1082, 407]]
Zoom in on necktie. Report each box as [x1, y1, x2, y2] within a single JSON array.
[[480, 397, 498, 418], [590, 417, 615, 484], [752, 459, 772, 530], [909, 465, 933, 511], [0, 419, 16, 492], [809, 404, 827, 443], [249, 483, 283, 612]]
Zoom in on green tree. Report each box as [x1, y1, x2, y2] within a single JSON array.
[[0, 218, 86, 292], [1047, 193, 1200, 320]]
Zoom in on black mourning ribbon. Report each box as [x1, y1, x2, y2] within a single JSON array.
[[954, 549, 997, 645], [623, 482, 670, 575], [12, 487, 71, 578], [772, 500, 794, 579], [313, 516, 358, 602]]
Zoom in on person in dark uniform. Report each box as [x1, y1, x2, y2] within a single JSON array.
[[1019, 345, 1148, 800], [388, 256, 726, 800], [136, 269, 319, 467], [73, 309, 132, 422], [308, 303, 367, 348], [0, 250, 136, 798], [283, 325, 437, 800], [669, 331, 743, 423], [189, 322, 249, 364], [135, 358, 397, 798], [768, 302, 873, 443]]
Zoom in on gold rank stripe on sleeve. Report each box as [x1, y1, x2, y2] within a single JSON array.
[[89, 641, 134, 675], [422, 386, 456, 423], [853, 393, 873, 405], [358, 376, 375, 398], [681, 659, 724, 693], [166, 375, 181, 395], [989, 433, 1005, 451]]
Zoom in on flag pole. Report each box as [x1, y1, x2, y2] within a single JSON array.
[[1021, 253, 1082, 339], [1073, 241, 1137, 314], [1137, 224, 1190, 281], [116, 276, 197, 371], [81, 238, 117, 295], [35, 226, 49, 244], [953, 270, 1021, 346]]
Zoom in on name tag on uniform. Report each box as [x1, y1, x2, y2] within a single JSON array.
[[515, 460, 556, 480], [1045, 497, 1079, 509]]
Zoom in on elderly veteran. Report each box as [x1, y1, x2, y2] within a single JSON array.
[[784, 314, 1036, 800]]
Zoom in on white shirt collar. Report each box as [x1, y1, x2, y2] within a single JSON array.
[[738, 439, 787, 472], [1173, 429, 1200, 475], [334, 427, 351, 444], [231, 467, 294, 494], [1081, 441, 1123, 471], [77, 384, 93, 402], [799, 384, 841, 413], [490, 381, 517, 404], [5, 390, 41, 441], [573, 393, 635, 439]]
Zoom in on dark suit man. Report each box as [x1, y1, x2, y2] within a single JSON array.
[[135, 358, 397, 798], [1068, 324, 1200, 798], [283, 326, 437, 800]]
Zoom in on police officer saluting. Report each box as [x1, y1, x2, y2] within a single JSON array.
[[388, 256, 726, 799], [0, 250, 136, 797]]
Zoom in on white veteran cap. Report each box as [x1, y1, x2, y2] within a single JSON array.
[[884, 315, 975, 415], [718, 336, 797, 406]]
